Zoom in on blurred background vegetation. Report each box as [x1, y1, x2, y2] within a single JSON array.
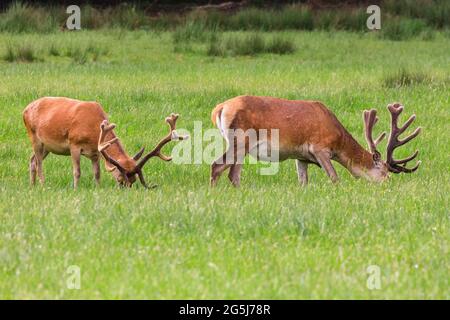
[[0, 1, 448, 35], [1, 1, 448, 63]]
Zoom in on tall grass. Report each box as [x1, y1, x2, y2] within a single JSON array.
[[207, 33, 296, 57], [173, 20, 215, 43], [2, 43, 38, 62], [266, 37, 297, 54], [230, 6, 314, 31], [0, 2, 60, 33], [384, 0, 450, 28], [0, 1, 447, 33], [0, 30, 448, 300], [65, 43, 109, 64], [379, 18, 429, 41], [383, 68, 431, 87], [80, 4, 149, 30], [1, 39, 108, 64]]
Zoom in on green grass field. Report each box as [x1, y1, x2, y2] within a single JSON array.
[[0, 30, 448, 299]]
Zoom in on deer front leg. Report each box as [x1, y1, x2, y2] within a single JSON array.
[[228, 164, 242, 187], [70, 147, 81, 188], [91, 156, 100, 186], [295, 160, 308, 186], [315, 151, 339, 183]]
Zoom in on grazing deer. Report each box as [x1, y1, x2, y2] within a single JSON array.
[[23, 97, 187, 188], [210, 96, 421, 186]]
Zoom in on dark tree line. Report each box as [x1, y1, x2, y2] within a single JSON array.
[[0, 1, 380, 12]]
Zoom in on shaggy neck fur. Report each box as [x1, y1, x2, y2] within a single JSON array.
[[336, 132, 374, 178]]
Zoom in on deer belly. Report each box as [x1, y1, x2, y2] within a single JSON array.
[[248, 140, 288, 162], [43, 142, 71, 155], [37, 136, 71, 155], [292, 143, 317, 163], [248, 140, 316, 163]]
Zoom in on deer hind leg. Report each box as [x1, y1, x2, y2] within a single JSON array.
[[33, 144, 48, 185], [29, 154, 37, 185], [227, 140, 247, 187], [211, 134, 247, 187], [314, 150, 339, 183], [70, 147, 81, 188], [296, 160, 308, 186], [91, 156, 100, 186], [210, 152, 232, 187]]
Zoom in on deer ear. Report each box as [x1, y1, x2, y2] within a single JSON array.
[[372, 151, 382, 162], [133, 147, 145, 160]]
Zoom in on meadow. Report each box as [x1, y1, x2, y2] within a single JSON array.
[[0, 27, 449, 299]]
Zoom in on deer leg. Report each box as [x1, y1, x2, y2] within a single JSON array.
[[315, 151, 339, 183], [29, 154, 37, 185], [228, 164, 243, 187], [296, 160, 308, 186], [33, 145, 47, 185], [210, 152, 232, 187], [212, 135, 247, 187], [70, 147, 81, 188], [91, 156, 100, 186]]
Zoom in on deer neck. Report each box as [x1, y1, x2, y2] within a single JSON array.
[[336, 132, 374, 178]]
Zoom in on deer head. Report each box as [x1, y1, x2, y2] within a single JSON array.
[[98, 113, 188, 188], [363, 103, 421, 181]]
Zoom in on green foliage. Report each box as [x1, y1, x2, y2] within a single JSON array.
[[266, 37, 297, 54], [2, 43, 37, 62], [226, 33, 266, 55], [0, 1, 447, 34], [379, 18, 428, 41], [383, 68, 432, 88], [224, 6, 314, 31], [0, 1, 60, 33], [65, 43, 109, 64], [81, 4, 150, 30], [173, 20, 213, 43], [419, 28, 436, 41], [207, 33, 296, 57], [384, 0, 450, 28], [48, 44, 60, 56]]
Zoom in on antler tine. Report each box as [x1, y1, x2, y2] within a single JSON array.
[[374, 132, 387, 146], [386, 103, 421, 174], [98, 120, 118, 151], [98, 119, 127, 175], [134, 113, 189, 172], [393, 150, 419, 165], [363, 109, 386, 155], [396, 127, 421, 147]]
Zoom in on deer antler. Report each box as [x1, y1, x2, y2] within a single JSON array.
[[98, 120, 127, 176], [134, 113, 188, 172], [386, 103, 421, 173], [363, 109, 386, 157]]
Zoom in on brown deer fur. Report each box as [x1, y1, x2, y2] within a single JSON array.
[[23, 97, 176, 188], [210, 96, 420, 186]]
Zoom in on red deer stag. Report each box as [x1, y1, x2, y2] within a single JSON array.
[[210, 96, 421, 186], [23, 97, 187, 188]]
